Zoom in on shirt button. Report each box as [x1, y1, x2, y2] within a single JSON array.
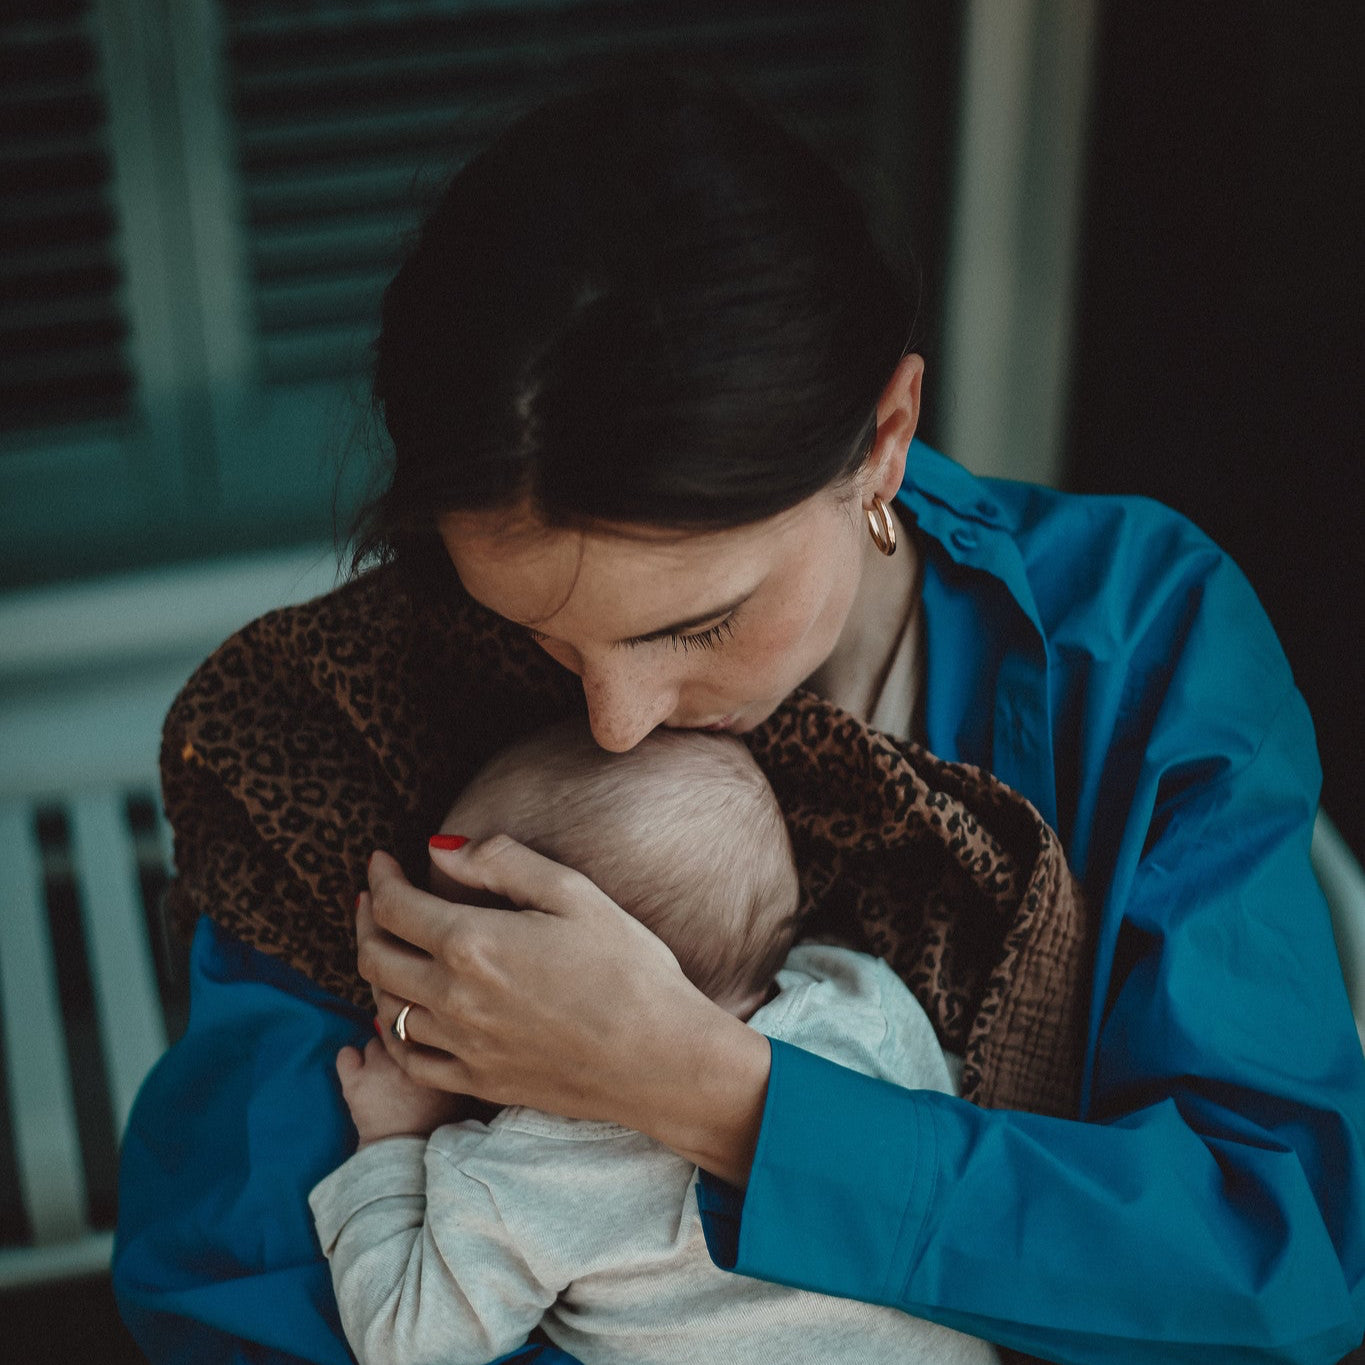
[[973, 498, 1000, 522], [951, 526, 979, 552]]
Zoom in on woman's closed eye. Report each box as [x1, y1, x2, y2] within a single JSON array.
[[653, 617, 736, 653], [524, 614, 737, 654]]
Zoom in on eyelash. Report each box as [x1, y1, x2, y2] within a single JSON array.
[[658, 616, 736, 653], [525, 615, 737, 654]]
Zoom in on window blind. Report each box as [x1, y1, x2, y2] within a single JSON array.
[[223, 0, 886, 385], [0, 0, 132, 437]]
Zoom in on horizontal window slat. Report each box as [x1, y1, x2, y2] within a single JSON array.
[[0, 378, 131, 436], [0, 185, 119, 228], [0, 40, 97, 91], [0, 293, 123, 333], [252, 228, 404, 283], [238, 118, 501, 177], [2, 241, 117, 285], [0, 206, 117, 254], [0, 6, 88, 45], [228, 0, 738, 48], [236, 102, 514, 165], [0, 329, 125, 378], [259, 322, 373, 383], [0, 92, 104, 141], [0, 148, 109, 198], [231, 8, 856, 107], [255, 272, 390, 331], [244, 161, 444, 225], [225, 0, 852, 46]]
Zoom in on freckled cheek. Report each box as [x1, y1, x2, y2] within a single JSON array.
[[759, 589, 834, 658], [717, 614, 815, 693]]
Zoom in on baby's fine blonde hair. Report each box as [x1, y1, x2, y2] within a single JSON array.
[[442, 721, 800, 1010]]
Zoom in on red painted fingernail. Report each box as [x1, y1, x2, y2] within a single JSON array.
[[429, 834, 469, 850], [372, 1016, 383, 1036], [355, 892, 363, 910]]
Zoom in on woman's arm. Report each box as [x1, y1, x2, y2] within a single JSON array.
[[112, 916, 580, 1365], [697, 548, 1365, 1362], [358, 840, 772, 1185], [700, 682, 1365, 1362]]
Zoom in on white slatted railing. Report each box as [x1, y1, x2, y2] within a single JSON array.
[[0, 801, 91, 1259], [0, 544, 338, 1287], [67, 793, 170, 1136]]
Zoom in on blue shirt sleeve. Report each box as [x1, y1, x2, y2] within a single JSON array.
[[112, 917, 580, 1365], [700, 501, 1365, 1362]]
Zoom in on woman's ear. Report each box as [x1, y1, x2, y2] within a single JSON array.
[[863, 354, 924, 500]]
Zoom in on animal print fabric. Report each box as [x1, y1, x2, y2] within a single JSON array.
[[161, 565, 1090, 1120]]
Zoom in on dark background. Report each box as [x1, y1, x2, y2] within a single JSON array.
[[1064, 1, 1363, 861]]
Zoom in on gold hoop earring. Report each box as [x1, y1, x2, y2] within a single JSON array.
[[866, 496, 897, 556]]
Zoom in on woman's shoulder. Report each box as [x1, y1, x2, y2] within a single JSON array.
[[906, 442, 1224, 587], [906, 443, 1268, 658], [161, 563, 426, 815]]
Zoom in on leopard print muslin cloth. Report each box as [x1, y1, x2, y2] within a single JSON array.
[[162, 564, 1091, 1118]]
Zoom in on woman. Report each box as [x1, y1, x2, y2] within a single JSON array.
[[113, 71, 1364, 1363]]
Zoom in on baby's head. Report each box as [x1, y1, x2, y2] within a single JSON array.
[[438, 721, 800, 1018]]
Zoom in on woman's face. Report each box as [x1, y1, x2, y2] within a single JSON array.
[[440, 488, 868, 752], [440, 356, 923, 752]]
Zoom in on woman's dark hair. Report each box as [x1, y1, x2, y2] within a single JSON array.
[[354, 66, 917, 581]]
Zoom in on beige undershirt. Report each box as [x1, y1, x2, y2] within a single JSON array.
[[803, 504, 927, 739], [866, 560, 926, 744]]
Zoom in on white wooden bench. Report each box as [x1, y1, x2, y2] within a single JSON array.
[[1, 549, 1361, 1288]]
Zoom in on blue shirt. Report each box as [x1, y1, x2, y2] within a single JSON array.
[[113, 442, 1365, 1363]]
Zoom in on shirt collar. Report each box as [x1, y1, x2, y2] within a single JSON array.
[[897, 440, 1045, 638]]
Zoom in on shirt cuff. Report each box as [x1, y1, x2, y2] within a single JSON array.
[[308, 1134, 428, 1251], [697, 1038, 938, 1305]]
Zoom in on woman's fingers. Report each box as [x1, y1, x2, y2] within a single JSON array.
[[364, 850, 483, 957], [425, 833, 615, 920], [387, 1041, 477, 1095], [355, 887, 451, 1006], [357, 836, 695, 1120]]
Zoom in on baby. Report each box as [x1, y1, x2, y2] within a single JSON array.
[[309, 721, 998, 1365]]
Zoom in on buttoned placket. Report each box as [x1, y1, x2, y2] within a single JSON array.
[[898, 446, 1058, 833]]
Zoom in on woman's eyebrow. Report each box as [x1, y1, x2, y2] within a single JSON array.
[[614, 591, 752, 647]]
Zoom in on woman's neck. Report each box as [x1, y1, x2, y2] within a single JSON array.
[[802, 504, 921, 725]]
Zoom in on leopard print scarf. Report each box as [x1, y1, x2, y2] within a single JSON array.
[[162, 564, 1090, 1119]]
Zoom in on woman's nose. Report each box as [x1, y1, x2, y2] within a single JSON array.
[[581, 662, 677, 752]]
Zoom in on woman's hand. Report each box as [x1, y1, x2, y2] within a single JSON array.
[[356, 838, 772, 1185]]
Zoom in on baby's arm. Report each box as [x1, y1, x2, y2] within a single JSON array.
[[311, 1044, 562, 1365]]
